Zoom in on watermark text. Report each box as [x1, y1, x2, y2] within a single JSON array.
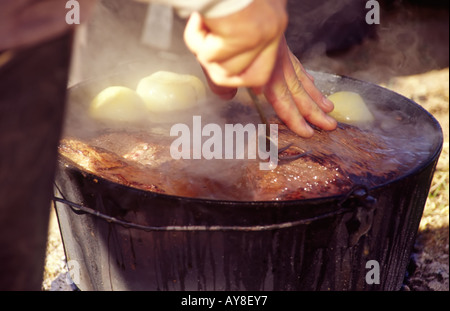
[[170, 116, 279, 170], [66, 0, 80, 25], [366, 0, 381, 25], [366, 260, 381, 285]]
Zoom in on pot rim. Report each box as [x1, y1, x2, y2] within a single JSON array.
[[59, 72, 444, 206]]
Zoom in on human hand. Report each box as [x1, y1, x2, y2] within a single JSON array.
[[198, 36, 337, 138], [262, 36, 337, 137], [183, 0, 287, 88], [183, 0, 336, 137]]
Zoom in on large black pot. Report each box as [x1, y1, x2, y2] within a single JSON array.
[[53, 71, 443, 291]]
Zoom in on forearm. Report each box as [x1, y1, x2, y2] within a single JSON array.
[[138, 0, 253, 18]]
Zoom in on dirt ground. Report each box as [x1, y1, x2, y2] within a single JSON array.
[[387, 69, 449, 291], [42, 1, 449, 291]]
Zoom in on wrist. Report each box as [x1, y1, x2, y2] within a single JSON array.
[[200, 0, 254, 18]]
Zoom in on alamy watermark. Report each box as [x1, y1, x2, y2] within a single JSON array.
[[66, 0, 80, 25], [366, 260, 381, 285], [366, 0, 381, 25], [66, 1, 381, 26], [170, 116, 279, 170]]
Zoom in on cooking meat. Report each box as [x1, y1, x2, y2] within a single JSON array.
[[59, 111, 398, 201], [58, 92, 404, 201], [59, 138, 167, 193], [244, 118, 398, 200], [59, 133, 250, 200], [88, 132, 172, 168]]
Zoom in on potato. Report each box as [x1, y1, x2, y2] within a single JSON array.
[[89, 86, 147, 122], [136, 71, 206, 112], [327, 91, 375, 124]]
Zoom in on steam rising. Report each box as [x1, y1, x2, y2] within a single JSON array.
[[62, 0, 443, 201], [286, 0, 449, 83], [69, 0, 198, 87]]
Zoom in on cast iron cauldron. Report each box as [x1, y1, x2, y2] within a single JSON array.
[[53, 71, 443, 291]]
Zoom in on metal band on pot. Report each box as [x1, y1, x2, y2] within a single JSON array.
[[53, 185, 375, 232]]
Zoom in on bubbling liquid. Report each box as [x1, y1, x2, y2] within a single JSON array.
[[60, 75, 439, 201]]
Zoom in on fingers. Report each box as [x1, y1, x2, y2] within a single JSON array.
[[265, 47, 314, 137], [187, 33, 280, 87], [264, 39, 337, 137], [184, 12, 221, 60], [183, 1, 287, 88], [202, 67, 237, 100], [287, 49, 335, 113], [288, 50, 315, 81], [279, 41, 337, 131], [205, 37, 280, 87], [183, 2, 336, 137], [213, 44, 269, 78], [184, 12, 229, 65], [234, 36, 281, 85]]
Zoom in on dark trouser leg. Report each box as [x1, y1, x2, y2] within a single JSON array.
[[0, 31, 73, 291]]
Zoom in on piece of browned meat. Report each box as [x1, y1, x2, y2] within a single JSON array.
[[59, 116, 398, 201], [59, 134, 249, 200], [88, 132, 173, 169], [59, 138, 167, 193], [244, 119, 398, 200]]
